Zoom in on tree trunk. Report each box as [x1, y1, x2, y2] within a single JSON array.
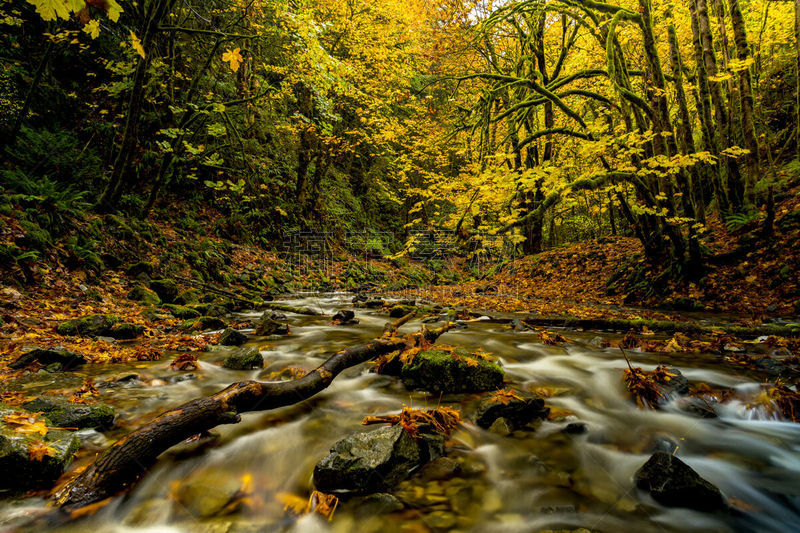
[[729, 0, 761, 198]]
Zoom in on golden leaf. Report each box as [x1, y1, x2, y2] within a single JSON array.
[[222, 48, 243, 72]]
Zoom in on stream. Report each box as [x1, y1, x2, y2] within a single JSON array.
[[2, 294, 800, 533]]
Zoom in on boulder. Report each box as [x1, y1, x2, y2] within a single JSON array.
[[634, 452, 727, 512], [149, 279, 179, 304], [162, 304, 201, 320], [174, 289, 202, 306], [254, 314, 289, 336], [57, 314, 120, 336], [331, 309, 357, 325], [389, 305, 416, 318], [222, 347, 263, 370], [0, 406, 81, 491], [475, 389, 549, 429], [401, 349, 504, 393], [10, 348, 86, 371], [655, 368, 690, 404], [126, 261, 155, 278], [313, 425, 444, 493], [23, 397, 115, 431], [219, 328, 248, 346], [107, 322, 145, 339], [180, 316, 226, 331], [127, 285, 162, 306]]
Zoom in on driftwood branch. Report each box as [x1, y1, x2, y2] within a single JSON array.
[[54, 313, 451, 511]]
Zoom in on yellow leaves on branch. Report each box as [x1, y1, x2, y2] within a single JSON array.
[[129, 30, 145, 59], [83, 19, 100, 39], [362, 405, 461, 438], [27, 0, 122, 22], [222, 48, 244, 72]]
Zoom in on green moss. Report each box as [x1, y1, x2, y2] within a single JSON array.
[[174, 289, 201, 305], [127, 285, 162, 306], [180, 316, 226, 331], [107, 323, 144, 339], [149, 279, 179, 303], [401, 349, 504, 393], [163, 304, 201, 319], [57, 314, 120, 336]]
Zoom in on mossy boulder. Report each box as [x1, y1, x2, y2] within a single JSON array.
[[222, 347, 263, 370], [10, 348, 86, 371], [401, 349, 504, 393], [389, 305, 417, 318], [313, 425, 444, 493], [163, 304, 201, 320], [174, 289, 202, 306], [149, 279, 179, 304], [127, 285, 162, 306], [475, 389, 549, 430], [107, 322, 145, 339], [219, 328, 248, 346], [254, 313, 289, 336], [23, 398, 115, 431], [126, 261, 154, 278], [57, 314, 120, 337], [180, 316, 226, 332], [0, 405, 80, 491]]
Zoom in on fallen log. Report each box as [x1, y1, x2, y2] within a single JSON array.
[[54, 313, 451, 512]]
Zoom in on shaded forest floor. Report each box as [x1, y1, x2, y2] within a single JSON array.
[[1, 180, 800, 378]]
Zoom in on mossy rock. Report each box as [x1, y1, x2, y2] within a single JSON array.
[[180, 316, 226, 331], [126, 261, 154, 278], [149, 279, 179, 304], [127, 285, 162, 306], [389, 305, 417, 318], [23, 398, 115, 431], [10, 348, 86, 371], [0, 405, 80, 491], [401, 349, 504, 393], [57, 314, 120, 336], [107, 322, 145, 339], [475, 389, 549, 430], [219, 328, 248, 346], [174, 289, 201, 306], [222, 347, 263, 370], [163, 304, 201, 320]]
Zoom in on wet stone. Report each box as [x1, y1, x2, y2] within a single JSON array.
[[10, 347, 86, 371], [23, 397, 116, 431], [634, 452, 727, 512], [418, 457, 462, 482], [313, 425, 444, 493], [475, 389, 549, 429], [562, 422, 588, 435], [222, 347, 263, 370], [401, 349, 504, 394], [219, 328, 248, 346], [488, 417, 512, 436]]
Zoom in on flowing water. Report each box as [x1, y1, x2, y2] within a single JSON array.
[[3, 294, 800, 533]]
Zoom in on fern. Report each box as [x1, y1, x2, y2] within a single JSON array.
[[724, 210, 764, 232]]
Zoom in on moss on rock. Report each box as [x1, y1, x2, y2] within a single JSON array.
[[163, 304, 201, 319], [401, 349, 504, 393], [127, 285, 162, 306], [57, 314, 120, 336]]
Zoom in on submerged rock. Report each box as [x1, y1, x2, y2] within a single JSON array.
[[655, 368, 690, 403], [174, 469, 246, 517], [57, 314, 120, 336], [401, 349, 504, 393], [313, 425, 444, 493], [331, 309, 357, 324], [0, 406, 80, 491], [254, 313, 289, 336], [634, 452, 727, 512], [475, 389, 549, 429], [10, 347, 86, 371], [23, 397, 115, 431], [222, 347, 263, 370], [219, 328, 248, 346]]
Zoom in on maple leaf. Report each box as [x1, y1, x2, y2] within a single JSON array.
[[3, 412, 49, 436], [491, 388, 523, 405], [28, 441, 55, 461], [222, 48, 243, 72], [129, 30, 145, 59], [82, 19, 100, 39], [26, 0, 84, 21]]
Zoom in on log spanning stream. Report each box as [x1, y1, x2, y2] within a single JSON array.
[[2, 294, 799, 532]]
